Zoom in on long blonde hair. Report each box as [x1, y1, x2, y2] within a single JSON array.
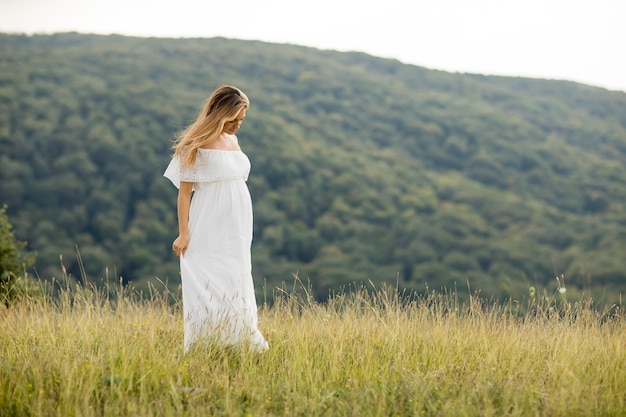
[[173, 85, 250, 167]]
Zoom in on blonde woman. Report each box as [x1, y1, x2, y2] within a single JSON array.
[[164, 85, 268, 353]]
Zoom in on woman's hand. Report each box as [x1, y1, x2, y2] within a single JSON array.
[[173, 182, 193, 258], [172, 235, 189, 258]]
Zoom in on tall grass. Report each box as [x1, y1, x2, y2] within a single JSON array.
[[1, 275, 624, 417]]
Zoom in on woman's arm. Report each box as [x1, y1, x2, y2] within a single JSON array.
[[172, 181, 193, 257]]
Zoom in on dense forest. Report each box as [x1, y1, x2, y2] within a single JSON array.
[[1, 32, 626, 304]]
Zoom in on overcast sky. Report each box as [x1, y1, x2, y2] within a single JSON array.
[[1, 0, 624, 92]]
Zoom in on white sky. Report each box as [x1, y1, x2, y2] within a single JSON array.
[[1, 0, 625, 92]]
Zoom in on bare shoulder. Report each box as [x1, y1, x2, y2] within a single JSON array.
[[230, 134, 242, 151]]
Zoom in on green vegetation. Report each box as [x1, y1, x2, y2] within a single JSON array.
[[1, 280, 624, 416], [0, 205, 35, 304], [1, 32, 626, 303]]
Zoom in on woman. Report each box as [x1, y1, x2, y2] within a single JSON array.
[[164, 85, 269, 353]]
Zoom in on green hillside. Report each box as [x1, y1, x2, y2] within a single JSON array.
[[1, 32, 625, 303]]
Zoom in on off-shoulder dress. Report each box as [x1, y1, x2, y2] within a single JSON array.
[[164, 145, 268, 352]]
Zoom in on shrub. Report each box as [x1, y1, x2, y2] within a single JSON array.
[[0, 205, 35, 304]]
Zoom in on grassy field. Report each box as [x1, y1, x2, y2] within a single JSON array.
[[1, 276, 625, 417]]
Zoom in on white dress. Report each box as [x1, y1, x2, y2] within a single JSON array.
[[163, 146, 269, 353]]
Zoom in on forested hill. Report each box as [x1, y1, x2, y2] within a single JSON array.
[[2, 33, 626, 303]]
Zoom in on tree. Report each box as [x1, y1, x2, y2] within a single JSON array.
[[0, 205, 35, 303]]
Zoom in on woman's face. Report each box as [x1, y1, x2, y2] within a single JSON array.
[[222, 108, 246, 135]]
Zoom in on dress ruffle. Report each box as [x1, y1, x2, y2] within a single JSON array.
[[164, 149, 250, 190]]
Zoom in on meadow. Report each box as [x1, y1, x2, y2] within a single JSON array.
[[1, 276, 624, 417]]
